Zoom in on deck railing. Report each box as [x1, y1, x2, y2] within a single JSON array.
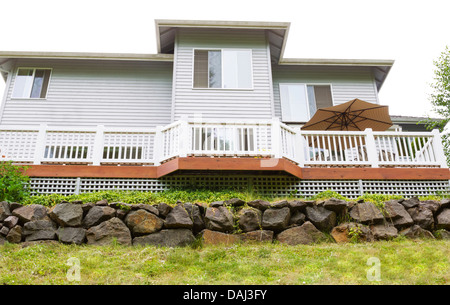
[[0, 119, 447, 168]]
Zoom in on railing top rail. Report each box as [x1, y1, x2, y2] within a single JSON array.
[[160, 120, 182, 132], [0, 125, 41, 132]]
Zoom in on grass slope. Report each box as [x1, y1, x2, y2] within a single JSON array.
[[0, 239, 448, 285]]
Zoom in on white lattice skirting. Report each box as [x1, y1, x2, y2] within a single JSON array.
[[29, 175, 450, 199]]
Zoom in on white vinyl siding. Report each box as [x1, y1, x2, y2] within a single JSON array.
[[173, 28, 273, 121], [1, 59, 173, 127], [272, 65, 379, 121]]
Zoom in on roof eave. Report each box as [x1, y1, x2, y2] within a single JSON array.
[[0, 51, 174, 62]]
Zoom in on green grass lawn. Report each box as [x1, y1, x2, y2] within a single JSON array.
[[0, 239, 448, 285]]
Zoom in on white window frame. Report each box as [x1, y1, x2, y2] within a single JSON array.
[[279, 83, 334, 123], [191, 48, 254, 90], [11, 67, 53, 100]]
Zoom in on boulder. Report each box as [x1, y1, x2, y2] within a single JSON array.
[[9, 202, 23, 211], [270, 200, 289, 209], [262, 207, 290, 232], [86, 217, 132, 246], [370, 223, 398, 240], [420, 200, 441, 215], [288, 200, 313, 212], [95, 199, 108, 206], [349, 202, 384, 224], [0, 226, 9, 236], [81, 202, 95, 215], [164, 204, 193, 229], [22, 219, 57, 241], [12, 204, 47, 223], [224, 198, 246, 207], [436, 208, 450, 230], [305, 206, 336, 232], [400, 196, 420, 209], [125, 209, 164, 235], [48, 203, 84, 227], [133, 229, 195, 247], [210, 201, 224, 208], [3, 215, 19, 229], [237, 208, 262, 232], [323, 198, 348, 214], [276, 221, 326, 245], [181, 203, 205, 234], [240, 230, 273, 242], [56, 227, 86, 244], [399, 225, 435, 239], [436, 230, 450, 240], [289, 210, 306, 226], [199, 229, 240, 246], [331, 222, 373, 243], [82, 206, 116, 228], [0, 201, 11, 221], [247, 199, 271, 211], [131, 204, 159, 216], [204, 207, 234, 233], [6, 225, 22, 243], [383, 200, 414, 229], [156, 202, 173, 218], [440, 198, 450, 210], [407, 206, 434, 230]]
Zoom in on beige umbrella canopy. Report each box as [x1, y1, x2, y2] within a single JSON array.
[[301, 98, 393, 131]]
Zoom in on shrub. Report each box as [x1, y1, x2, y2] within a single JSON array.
[[0, 161, 30, 202]]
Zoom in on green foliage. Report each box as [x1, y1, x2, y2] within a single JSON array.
[[24, 189, 255, 206], [356, 193, 404, 209], [422, 46, 450, 165], [309, 190, 349, 201], [0, 161, 30, 202]]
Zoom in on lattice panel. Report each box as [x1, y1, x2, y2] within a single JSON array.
[[30, 178, 78, 196], [29, 175, 450, 199], [0, 130, 38, 161], [361, 180, 450, 197]]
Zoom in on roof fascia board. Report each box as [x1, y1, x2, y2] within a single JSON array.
[[279, 58, 394, 67], [0, 51, 174, 62]]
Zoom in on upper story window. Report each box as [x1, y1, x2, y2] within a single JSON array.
[[279, 84, 333, 122], [193, 49, 253, 89], [12, 68, 51, 99]]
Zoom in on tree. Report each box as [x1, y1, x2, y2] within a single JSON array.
[[424, 46, 450, 165]]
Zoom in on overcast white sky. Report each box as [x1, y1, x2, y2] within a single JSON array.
[[1, 0, 449, 117]]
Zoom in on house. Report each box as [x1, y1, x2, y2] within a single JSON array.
[[0, 19, 448, 198]]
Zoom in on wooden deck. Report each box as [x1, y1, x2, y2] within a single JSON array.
[[23, 157, 450, 180]]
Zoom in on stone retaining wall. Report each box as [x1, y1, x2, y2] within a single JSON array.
[[0, 197, 449, 247]]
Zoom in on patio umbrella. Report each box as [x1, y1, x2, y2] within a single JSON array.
[[301, 98, 393, 131]]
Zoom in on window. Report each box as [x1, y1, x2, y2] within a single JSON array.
[[279, 84, 333, 122], [12, 68, 51, 98], [193, 49, 252, 89]]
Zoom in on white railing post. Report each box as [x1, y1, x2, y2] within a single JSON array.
[[33, 123, 47, 165], [432, 129, 448, 168], [92, 125, 105, 166], [271, 117, 282, 159], [364, 128, 379, 168], [153, 126, 163, 166], [295, 128, 305, 167], [178, 117, 189, 158]]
